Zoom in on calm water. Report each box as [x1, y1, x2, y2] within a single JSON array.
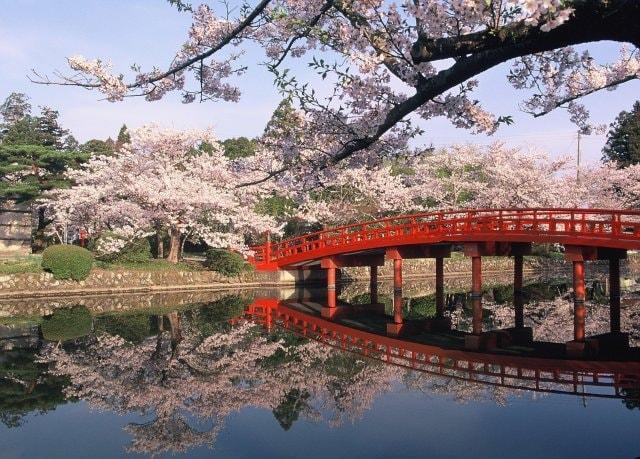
[[2, 274, 640, 458]]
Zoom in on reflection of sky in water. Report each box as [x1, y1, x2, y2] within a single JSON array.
[[1, 280, 640, 458]]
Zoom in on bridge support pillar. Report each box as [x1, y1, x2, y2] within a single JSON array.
[[386, 259, 404, 336], [327, 266, 337, 310], [565, 259, 588, 356], [471, 256, 483, 335], [370, 265, 378, 304], [514, 254, 524, 329], [463, 255, 484, 350], [609, 257, 621, 334], [573, 260, 586, 342], [435, 257, 445, 318]]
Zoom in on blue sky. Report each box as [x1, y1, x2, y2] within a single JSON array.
[[2, 0, 639, 165]]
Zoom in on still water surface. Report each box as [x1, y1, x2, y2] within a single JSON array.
[[2, 274, 640, 458]]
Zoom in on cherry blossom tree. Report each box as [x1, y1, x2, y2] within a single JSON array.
[[45, 125, 279, 262], [33, 1, 640, 180]]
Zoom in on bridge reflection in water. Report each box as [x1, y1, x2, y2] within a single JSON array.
[[243, 295, 640, 401]]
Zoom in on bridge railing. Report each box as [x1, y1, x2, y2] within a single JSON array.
[[249, 208, 640, 267]]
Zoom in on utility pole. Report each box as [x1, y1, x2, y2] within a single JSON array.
[[576, 131, 582, 184]]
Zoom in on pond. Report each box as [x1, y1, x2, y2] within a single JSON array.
[[1, 273, 640, 458]]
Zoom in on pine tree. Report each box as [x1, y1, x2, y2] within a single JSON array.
[[36, 106, 69, 149], [602, 101, 640, 167], [0, 92, 31, 127], [0, 144, 88, 202], [263, 97, 300, 141], [115, 124, 130, 151], [81, 139, 115, 155]]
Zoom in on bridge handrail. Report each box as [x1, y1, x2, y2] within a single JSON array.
[[250, 208, 640, 266]]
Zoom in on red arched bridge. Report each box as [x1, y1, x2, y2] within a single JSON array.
[[248, 208, 640, 357]]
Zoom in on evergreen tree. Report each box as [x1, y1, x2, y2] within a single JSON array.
[[81, 138, 115, 155], [221, 136, 256, 159], [0, 92, 31, 127], [602, 101, 640, 167], [263, 97, 300, 141], [1, 117, 41, 145], [62, 135, 80, 152], [0, 144, 88, 202], [115, 124, 130, 151], [36, 106, 69, 149]]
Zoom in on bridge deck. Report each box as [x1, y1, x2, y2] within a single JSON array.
[[249, 208, 640, 270]]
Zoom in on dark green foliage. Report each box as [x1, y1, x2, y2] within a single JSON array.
[[0, 92, 31, 127], [263, 98, 300, 141], [0, 144, 88, 201], [222, 136, 257, 159], [272, 388, 310, 431], [193, 295, 253, 336], [94, 313, 152, 343], [41, 244, 93, 280], [492, 285, 513, 304], [0, 349, 68, 428], [0, 93, 89, 203], [622, 386, 640, 410], [116, 124, 130, 151], [81, 138, 114, 155], [204, 248, 252, 276], [603, 101, 640, 167], [93, 235, 152, 263], [255, 194, 296, 219], [406, 295, 436, 319], [41, 306, 93, 342], [35, 106, 69, 149]]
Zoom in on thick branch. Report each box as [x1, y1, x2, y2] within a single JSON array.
[[411, 0, 640, 63], [332, 8, 640, 165]]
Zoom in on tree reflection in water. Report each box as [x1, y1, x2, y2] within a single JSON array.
[[2, 283, 634, 456]]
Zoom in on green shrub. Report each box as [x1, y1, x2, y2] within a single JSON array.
[[92, 233, 152, 264], [41, 244, 93, 280], [204, 248, 252, 276], [41, 306, 92, 342], [407, 296, 436, 319]]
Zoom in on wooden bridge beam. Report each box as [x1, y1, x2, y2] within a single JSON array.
[[320, 254, 385, 269], [385, 244, 451, 260], [464, 241, 531, 257]]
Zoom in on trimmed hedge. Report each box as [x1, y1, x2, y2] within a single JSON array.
[[204, 248, 252, 276], [41, 244, 93, 281], [41, 306, 92, 342]]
